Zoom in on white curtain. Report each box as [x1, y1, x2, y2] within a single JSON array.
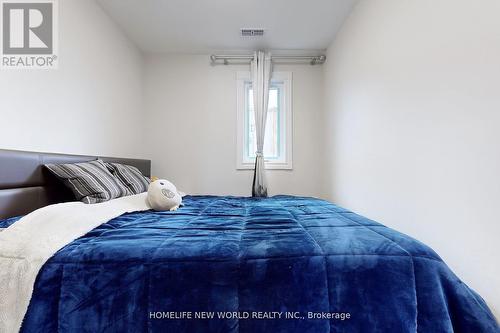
[[251, 51, 272, 197]]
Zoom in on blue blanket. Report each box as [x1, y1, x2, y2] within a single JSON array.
[[8, 195, 498, 332]]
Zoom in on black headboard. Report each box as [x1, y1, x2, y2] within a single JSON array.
[[0, 149, 151, 219]]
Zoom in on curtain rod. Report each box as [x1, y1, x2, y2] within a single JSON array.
[[210, 54, 326, 66]]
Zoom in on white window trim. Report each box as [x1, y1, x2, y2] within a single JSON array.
[[236, 71, 293, 170]]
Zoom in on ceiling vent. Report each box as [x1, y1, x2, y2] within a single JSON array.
[[241, 29, 264, 37]]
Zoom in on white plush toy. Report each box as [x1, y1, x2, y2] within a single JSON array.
[[147, 179, 182, 211]]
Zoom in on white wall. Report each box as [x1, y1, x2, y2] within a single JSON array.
[[0, 0, 144, 158], [323, 0, 500, 317], [144, 54, 325, 197]]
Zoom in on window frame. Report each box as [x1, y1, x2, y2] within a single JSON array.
[[236, 71, 293, 170]]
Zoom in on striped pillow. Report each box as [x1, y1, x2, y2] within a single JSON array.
[[105, 162, 150, 194], [45, 159, 132, 204]]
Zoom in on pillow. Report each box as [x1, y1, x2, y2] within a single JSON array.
[[105, 162, 150, 194], [45, 159, 132, 204]]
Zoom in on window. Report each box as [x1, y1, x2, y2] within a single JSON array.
[[236, 71, 292, 169]]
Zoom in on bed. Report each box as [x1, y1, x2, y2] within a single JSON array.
[[0, 149, 498, 333]]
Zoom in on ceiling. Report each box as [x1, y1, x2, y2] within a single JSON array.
[[96, 0, 358, 54]]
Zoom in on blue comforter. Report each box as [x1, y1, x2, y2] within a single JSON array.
[[6, 195, 498, 332]]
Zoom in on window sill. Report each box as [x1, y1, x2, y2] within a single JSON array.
[[237, 162, 293, 170]]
